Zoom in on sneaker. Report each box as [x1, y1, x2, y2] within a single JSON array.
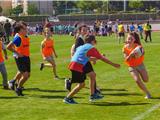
[[8, 80, 16, 90], [3, 85, 9, 90], [65, 78, 71, 91], [15, 83, 25, 90], [54, 76, 59, 80], [145, 94, 151, 99], [40, 63, 44, 71], [15, 88, 24, 96], [63, 97, 77, 104], [89, 93, 104, 102]]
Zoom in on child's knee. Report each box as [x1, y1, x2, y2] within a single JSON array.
[[52, 63, 56, 67], [79, 82, 85, 88], [143, 78, 149, 83]]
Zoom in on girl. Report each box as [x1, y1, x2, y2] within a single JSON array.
[[123, 32, 151, 99], [40, 28, 59, 79]]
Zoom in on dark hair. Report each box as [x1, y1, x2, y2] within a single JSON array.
[[19, 21, 27, 27], [14, 23, 24, 33], [129, 32, 141, 45], [84, 35, 96, 43], [78, 24, 87, 31], [14, 21, 27, 33]]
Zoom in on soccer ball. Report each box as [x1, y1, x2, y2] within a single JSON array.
[[133, 46, 143, 58]]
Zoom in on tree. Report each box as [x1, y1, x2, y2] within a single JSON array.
[[0, 6, 2, 13], [28, 3, 39, 15], [53, 1, 77, 15], [76, 1, 103, 13], [11, 5, 23, 15], [129, 1, 143, 11]]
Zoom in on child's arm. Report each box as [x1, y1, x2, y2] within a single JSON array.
[[52, 47, 57, 58], [41, 41, 45, 59], [89, 54, 105, 65], [7, 42, 23, 57], [2, 43, 8, 60], [123, 46, 135, 61], [89, 57, 97, 65], [100, 56, 120, 68]]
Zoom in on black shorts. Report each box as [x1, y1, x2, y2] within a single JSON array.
[[15, 56, 31, 73], [95, 27, 99, 33], [71, 70, 86, 83], [83, 62, 94, 74], [119, 32, 125, 37]]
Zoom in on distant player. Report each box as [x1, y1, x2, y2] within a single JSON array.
[[137, 23, 143, 39], [40, 27, 59, 79], [118, 22, 125, 43], [122, 32, 151, 99], [63, 35, 120, 104], [143, 21, 152, 42], [129, 22, 135, 32]]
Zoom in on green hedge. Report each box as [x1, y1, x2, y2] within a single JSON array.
[[58, 13, 157, 21], [8, 15, 49, 22]]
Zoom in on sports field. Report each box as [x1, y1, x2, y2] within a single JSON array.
[[0, 32, 160, 120]]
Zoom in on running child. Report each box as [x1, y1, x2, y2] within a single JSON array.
[[7, 22, 31, 96], [122, 32, 151, 99], [63, 35, 120, 104], [40, 27, 59, 79]]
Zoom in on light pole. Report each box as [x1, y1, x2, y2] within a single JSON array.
[[124, 0, 126, 12]]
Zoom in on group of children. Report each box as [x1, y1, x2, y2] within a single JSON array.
[[63, 24, 151, 104], [117, 21, 152, 44], [0, 21, 152, 104]]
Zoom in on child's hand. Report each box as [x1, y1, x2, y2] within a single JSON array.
[[113, 63, 121, 68], [92, 60, 96, 65]]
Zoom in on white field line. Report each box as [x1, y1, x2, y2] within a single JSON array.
[[133, 103, 160, 120]]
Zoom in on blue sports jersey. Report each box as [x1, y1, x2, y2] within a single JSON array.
[[12, 34, 21, 47], [130, 25, 135, 32], [71, 43, 93, 66], [138, 25, 143, 32]]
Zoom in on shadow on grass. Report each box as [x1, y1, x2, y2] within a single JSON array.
[[0, 96, 20, 99], [25, 88, 66, 93], [101, 88, 128, 92], [87, 102, 150, 106], [150, 97, 160, 99], [102, 92, 142, 96], [36, 95, 83, 99]]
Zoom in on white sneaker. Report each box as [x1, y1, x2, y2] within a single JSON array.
[[145, 94, 152, 99]]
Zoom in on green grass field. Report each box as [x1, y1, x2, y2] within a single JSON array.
[[0, 32, 160, 120]]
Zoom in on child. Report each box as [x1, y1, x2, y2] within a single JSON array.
[[63, 35, 120, 104], [7, 21, 30, 96], [118, 22, 125, 43], [137, 23, 143, 39], [40, 28, 59, 79], [0, 33, 8, 89], [122, 32, 151, 99]]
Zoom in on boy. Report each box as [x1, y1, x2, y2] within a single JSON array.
[[7, 22, 30, 96]]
